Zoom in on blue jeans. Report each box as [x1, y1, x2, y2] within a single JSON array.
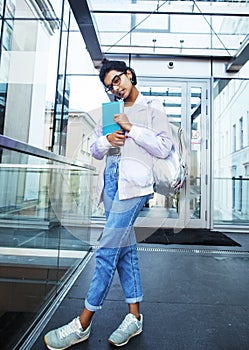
[[85, 155, 151, 312]]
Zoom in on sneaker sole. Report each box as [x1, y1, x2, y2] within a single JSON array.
[[44, 333, 90, 350], [108, 328, 142, 347]]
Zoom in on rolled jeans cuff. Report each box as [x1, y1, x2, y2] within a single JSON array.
[[126, 295, 143, 304], [85, 299, 102, 312]]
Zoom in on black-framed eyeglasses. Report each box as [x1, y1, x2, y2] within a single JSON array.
[[105, 72, 126, 94]]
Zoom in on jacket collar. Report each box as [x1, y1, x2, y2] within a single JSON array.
[[133, 92, 152, 106]]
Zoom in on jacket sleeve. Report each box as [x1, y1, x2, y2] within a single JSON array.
[[128, 99, 173, 158], [90, 123, 112, 160]]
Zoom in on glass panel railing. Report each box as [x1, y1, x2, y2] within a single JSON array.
[[0, 135, 95, 350]]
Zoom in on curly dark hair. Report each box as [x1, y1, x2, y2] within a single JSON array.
[[99, 59, 137, 86]]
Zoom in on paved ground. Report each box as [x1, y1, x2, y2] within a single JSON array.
[[32, 233, 249, 350]]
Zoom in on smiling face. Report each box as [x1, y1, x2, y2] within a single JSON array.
[[104, 69, 135, 101]]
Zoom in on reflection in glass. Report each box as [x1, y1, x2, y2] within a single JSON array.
[[0, 1, 61, 152], [190, 87, 202, 219], [213, 79, 249, 226]]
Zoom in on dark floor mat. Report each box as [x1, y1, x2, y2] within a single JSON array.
[[141, 228, 241, 246]]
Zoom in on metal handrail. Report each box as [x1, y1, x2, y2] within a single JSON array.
[[0, 135, 95, 171]]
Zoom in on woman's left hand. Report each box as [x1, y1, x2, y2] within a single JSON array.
[[114, 113, 132, 132]]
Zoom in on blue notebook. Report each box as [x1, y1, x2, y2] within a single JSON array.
[[102, 100, 124, 135]]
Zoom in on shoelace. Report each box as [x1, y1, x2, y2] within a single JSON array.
[[58, 320, 78, 339], [118, 316, 137, 332]]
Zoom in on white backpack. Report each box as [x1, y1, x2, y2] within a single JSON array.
[[152, 123, 188, 197], [147, 101, 188, 197]]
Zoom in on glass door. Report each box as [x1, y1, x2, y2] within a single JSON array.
[[136, 79, 209, 230]]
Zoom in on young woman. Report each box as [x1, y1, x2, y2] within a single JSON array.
[[44, 59, 173, 349]]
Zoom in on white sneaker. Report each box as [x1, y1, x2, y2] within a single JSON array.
[[108, 313, 143, 347], [44, 317, 91, 350]]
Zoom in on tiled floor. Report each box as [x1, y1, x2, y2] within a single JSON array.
[[32, 232, 249, 350]]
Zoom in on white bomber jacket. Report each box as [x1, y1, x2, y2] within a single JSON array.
[[90, 93, 173, 204]]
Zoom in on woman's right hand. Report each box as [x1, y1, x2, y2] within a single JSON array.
[[107, 130, 126, 147]]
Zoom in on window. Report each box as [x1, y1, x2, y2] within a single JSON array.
[[239, 117, 243, 149], [233, 124, 236, 152], [239, 175, 242, 212], [247, 111, 249, 147], [232, 176, 235, 209]]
